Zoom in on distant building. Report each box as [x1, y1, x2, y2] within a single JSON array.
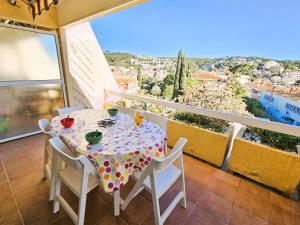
[[248, 82, 300, 126], [230, 57, 247, 65], [115, 76, 139, 93], [264, 61, 280, 70], [260, 92, 300, 126], [192, 71, 223, 82], [238, 75, 250, 85]]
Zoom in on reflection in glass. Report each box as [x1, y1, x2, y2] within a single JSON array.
[[0, 26, 60, 81], [0, 84, 64, 140]]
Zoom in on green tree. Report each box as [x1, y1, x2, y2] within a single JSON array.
[[151, 85, 161, 96], [172, 50, 182, 99], [178, 53, 187, 95], [186, 60, 198, 78], [163, 85, 174, 100], [178, 80, 251, 116], [163, 73, 175, 86], [294, 80, 300, 86], [137, 65, 142, 86], [227, 74, 247, 97], [230, 64, 255, 76]]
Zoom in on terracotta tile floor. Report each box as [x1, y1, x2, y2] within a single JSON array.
[[0, 134, 300, 225]]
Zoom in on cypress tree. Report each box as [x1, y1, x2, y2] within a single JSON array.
[[137, 65, 142, 86], [172, 50, 182, 99], [178, 53, 186, 95]]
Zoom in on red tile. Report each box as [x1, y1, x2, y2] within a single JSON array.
[[96, 212, 128, 225], [270, 204, 300, 225], [239, 180, 270, 200], [0, 183, 23, 225], [1, 136, 300, 225], [270, 192, 300, 216], [121, 195, 152, 225], [185, 207, 225, 225], [213, 170, 241, 187], [234, 187, 271, 221], [228, 205, 268, 225], [198, 190, 233, 224], [141, 212, 174, 225], [165, 200, 195, 225], [184, 178, 207, 205], [206, 176, 238, 202]]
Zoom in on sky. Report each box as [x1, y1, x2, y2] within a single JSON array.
[[90, 0, 300, 60]]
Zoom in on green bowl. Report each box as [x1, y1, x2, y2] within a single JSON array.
[[107, 108, 118, 116], [85, 131, 103, 145]]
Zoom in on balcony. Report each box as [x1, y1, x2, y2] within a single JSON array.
[[1, 1, 300, 225], [1, 134, 300, 225]]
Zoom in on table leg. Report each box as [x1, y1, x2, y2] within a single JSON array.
[[113, 189, 120, 216]]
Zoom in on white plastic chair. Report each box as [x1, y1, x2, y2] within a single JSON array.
[[49, 137, 100, 225], [38, 119, 57, 201], [142, 111, 168, 131], [57, 104, 85, 115], [121, 137, 188, 225], [143, 111, 168, 154], [113, 106, 136, 116]]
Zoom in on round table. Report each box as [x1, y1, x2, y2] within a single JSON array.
[[50, 109, 166, 193]]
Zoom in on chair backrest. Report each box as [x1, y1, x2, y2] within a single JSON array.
[[38, 119, 57, 138], [152, 137, 187, 172], [142, 111, 168, 130], [114, 106, 135, 116], [39, 119, 50, 132], [57, 104, 85, 116], [49, 137, 95, 175]]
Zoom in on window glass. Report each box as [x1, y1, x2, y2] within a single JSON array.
[[0, 84, 64, 140], [0, 26, 60, 81]]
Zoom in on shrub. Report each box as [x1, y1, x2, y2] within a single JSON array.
[[151, 85, 161, 96], [245, 127, 300, 152], [243, 97, 271, 118], [173, 112, 229, 133]]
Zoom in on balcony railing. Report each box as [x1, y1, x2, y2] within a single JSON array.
[[105, 89, 300, 196], [105, 89, 300, 137]]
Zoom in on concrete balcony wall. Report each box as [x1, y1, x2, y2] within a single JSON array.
[[228, 138, 300, 194], [167, 120, 228, 167]]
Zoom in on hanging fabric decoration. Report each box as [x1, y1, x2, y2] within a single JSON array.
[[20, 0, 60, 20]]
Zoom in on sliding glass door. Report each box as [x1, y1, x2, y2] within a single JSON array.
[[0, 24, 66, 142]]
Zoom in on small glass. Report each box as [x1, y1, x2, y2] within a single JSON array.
[[134, 112, 145, 127], [78, 118, 86, 129]]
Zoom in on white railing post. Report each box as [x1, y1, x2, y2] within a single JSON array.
[[222, 123, 246, 171]]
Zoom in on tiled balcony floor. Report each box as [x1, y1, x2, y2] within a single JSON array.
[[0, 135, 300, 225]]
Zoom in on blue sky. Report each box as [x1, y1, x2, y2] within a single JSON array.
[[91, 0, 300, 60]]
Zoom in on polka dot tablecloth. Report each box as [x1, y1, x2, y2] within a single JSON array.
[[50, 109, 166, 193]]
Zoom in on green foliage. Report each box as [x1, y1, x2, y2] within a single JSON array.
[[179, 79, 252, 116], [186, 60, 198, 78], [151, 85, 161, 96], [246, 127, 300, 152], [178, 53, 187, 95], [163, 85, 174, 100], [186, 78, 198, 88], [173, 50, 182, 99], [174, 112, 229, 133], [230, 64, 255, 75], [104, 52, 133, 65], [137, 65, 142, 86], [173, 50, 187, 99], [227, 74, 248, 97], [294, 80, 300, 86], [243, 97, 272, 119], [282, 61, 299, 72], [163, 73, 175, 86]]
